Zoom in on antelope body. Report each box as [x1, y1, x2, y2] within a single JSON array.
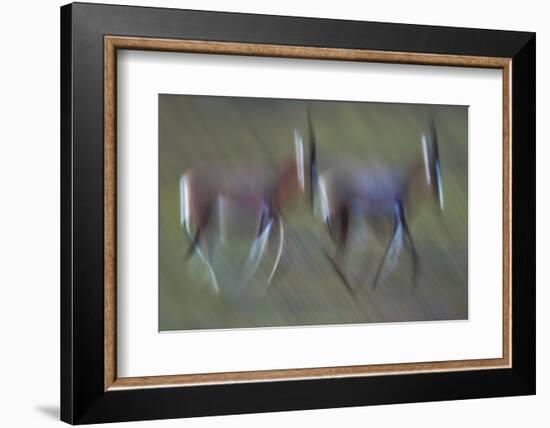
[[180, 131, 306, 295], [311, 115, 444, 292]]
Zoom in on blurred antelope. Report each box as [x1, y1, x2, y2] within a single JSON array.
[[180, 130, 306, 295], [309, 113, 444, 293]]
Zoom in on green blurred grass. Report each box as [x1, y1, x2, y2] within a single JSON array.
[[159, 95, 468, 331]]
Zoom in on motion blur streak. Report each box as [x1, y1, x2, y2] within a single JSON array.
[[159, 94, 468, 331]]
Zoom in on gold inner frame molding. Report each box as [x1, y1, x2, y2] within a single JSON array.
[[104, 35, 512, 391]]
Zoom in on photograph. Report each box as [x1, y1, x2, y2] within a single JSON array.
[[159, 95, 468, 331], [55, 2, 535, 425]]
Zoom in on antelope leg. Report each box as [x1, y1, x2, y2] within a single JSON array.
[[240, 204, 272, 274], [355, 219, 375, 291], [242, 217, 274, 283], [267, 216, 285, 286], [324, 207, 355, 296], [189, 231, 220, 295], [183, 203, 214, 259], [336, 205, 351, 257], [396, 203, 419, 288], [183, 207, 219, 294], [371, 205, 404, 290], [244, 215, 284, 297], [323, 247, 355, 297], [185, 226, 217, 262], [202, 250, 220, 295], [185, 226, 201, 260]]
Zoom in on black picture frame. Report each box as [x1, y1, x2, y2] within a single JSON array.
[[61, 2, 535, 424]]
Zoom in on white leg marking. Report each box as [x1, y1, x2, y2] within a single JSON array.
[[179, 173, 192, 235], [318, 175, 331, 224], [436, 162, 445, 211], [294, 129, 305, 191], [217, 196, 226, 244], [421, 134, 431, 186]]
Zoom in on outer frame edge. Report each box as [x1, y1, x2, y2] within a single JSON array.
[[510, 33, 536, 395], [63, 3, 536, 424], [60, 3, 75, 425]]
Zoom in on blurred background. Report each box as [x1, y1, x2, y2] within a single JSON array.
[[159, 94, 468, 331]]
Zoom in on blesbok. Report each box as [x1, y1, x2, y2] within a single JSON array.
[[309, 113, 444, 293], [179, 130, 306, 295]]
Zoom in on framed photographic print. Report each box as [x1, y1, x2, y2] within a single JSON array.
[[60, 2, 535, 424]]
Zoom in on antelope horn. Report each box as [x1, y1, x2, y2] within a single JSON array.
[[429, 115, 444, 211], [307, 108, 318, 211]]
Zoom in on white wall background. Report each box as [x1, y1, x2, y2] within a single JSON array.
[[0, 0, 545, 426]]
